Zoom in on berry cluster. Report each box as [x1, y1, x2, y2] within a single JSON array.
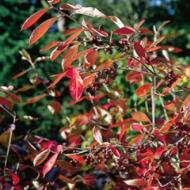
[[165, 71, 178, 87], [87, 65, 117, 95], [85, 145, 114, 166]]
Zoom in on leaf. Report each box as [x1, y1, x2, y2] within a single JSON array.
[[132, 112, 150, 122], [13, 69, 30, 80], [134, 19, 145, 30], [11, 173, 20, 185], [61, 3, 105, 17], [49, 72, 67, 88], [134, 41, 146, 58], [124, 179, 145, 187], [48, 101, 61, 114], [182, 95, 190, 108], [66, 154, 84, 164], [66, 68, 84, 101], [126, 71, 143, 84], [135, 83, 151, 97], [0, 130, 11, 147], [83, 73, 96, 88], [85, 49, 98, 66], [106, 16, 124, 28], [93, 127, 103, 144], [21, 7, 50, 31], [6, 93, 20, 103], [42, 153, 59, 177], [29, 17, 57, 45], [149, 36, 165, 49], [63, 28, 82, 35], [40, 41, 59, 51], [25, 93, 47, 104], [50, 46, 63, 61], [0, 96, 12, 108], [113, 26, 135, 35], [131, 123, 143, 133], [58, 28, 83, 51], [110, 145, 121, 158], [62, 45, 79, 70], [48, 0, 60, 4], [33, 149, 50, 166]]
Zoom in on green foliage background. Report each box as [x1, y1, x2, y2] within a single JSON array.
[[0, 0, 189, 139]]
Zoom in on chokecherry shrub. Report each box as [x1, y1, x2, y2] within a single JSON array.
[[0, 0, 190, 189]]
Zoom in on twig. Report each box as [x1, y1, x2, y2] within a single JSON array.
[[3, 124, 15, 174], [159, 95, 169, 121], [0, 105, 17, 174], [151, 77, 156, 129]]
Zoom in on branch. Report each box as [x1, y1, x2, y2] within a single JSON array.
[[151, 77, 156, 129]]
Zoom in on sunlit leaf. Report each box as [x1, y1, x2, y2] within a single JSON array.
[[29, 17, 57, 45], [93, 127, 103, 144], [135, 83, 151, 97], [132, 112, 150, 122], [21, 7, 50, 31]]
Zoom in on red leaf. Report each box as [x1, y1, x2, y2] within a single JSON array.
[[62, 45, 79, 70], [110, 145, 121, 158], [11, 173, 20, 185], [134, 41, 146, 58], [0, 96, 12, 108], [131, 123, 143, 133], [7, 93, 20, 103], [40, 41, 59, 51], [135, 83, 151, 97], [113, 26, 135, 35], [49, 72, 67, 88], [21, 7, 50, 31], [127, 71, 143, 84], [66, 68, 84, 100], [42, 153, 59, 176], [63, 28, 82, 35], [132, 112, 150, 122], [58, 28, 83, 51], [154, 147, 166, 159], [82, 175, 96, 186], [29, 17, 57, 45], [25, 93, 46, 104], [85, 49, 98, 66], [50, 46, 64, 61], [66, 154, 84, 164], [93, 127, 103, 144], [83, 73, 96, 88], [48, 101, 61, 114]]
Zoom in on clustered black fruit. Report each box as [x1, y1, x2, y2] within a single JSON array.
[[165, 71, 178, 87], [86, 64, 118, 95], [85, 145, 113, 165], [84, 145, 132, 179]]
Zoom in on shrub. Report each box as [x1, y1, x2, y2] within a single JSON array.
[[0, 0, 190, 189]]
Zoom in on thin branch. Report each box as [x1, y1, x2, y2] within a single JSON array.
[[151, 77, 156, 129], [3, 124, 15, 173], [159, 95, 169, 121], [0, 105, 17, 174]]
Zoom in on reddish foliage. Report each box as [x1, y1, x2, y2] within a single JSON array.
[[0, 1, 189, 190]]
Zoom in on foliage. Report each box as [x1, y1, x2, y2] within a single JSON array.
[[1, 0, 190, 189]]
